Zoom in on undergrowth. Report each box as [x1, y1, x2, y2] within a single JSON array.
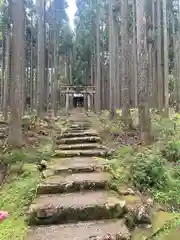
[[0, 164, 39, 240], [103, 110, 180, 237], [0, 131, 54, 239]]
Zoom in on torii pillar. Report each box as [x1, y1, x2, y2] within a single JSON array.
[[65, 87, 69, 111], [87, 94, 91, 111]]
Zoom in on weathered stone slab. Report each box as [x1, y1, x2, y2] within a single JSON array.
[[27, 219, 131, 240], [28, 191, 126, 225], [37, 172, 110, 194], [56, 136, 101, 144], [53, 149, 107, 158], [49, 157, 107, 174]]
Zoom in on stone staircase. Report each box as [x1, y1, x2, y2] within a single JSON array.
[[27, 112, 131, 240]]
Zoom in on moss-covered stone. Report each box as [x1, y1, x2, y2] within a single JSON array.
[[27, 220, 131, 240], [37, 172, 110, 194], [56, 143, 102, 150], [57, 130, 98, 139], [56, 136, 101, 144], [53, 149, 108, 158], [28, 191, 127, 225], [49, 157, 107, 174], [121, 196, 152, 225], [152, 211, 180, 240]]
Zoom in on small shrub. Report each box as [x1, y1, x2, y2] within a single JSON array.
[[153, 167, 180, 206], [131, 152, 168, 191], [5, 150, 30, 165], [152, 115, 176, 140], [162, 140, 180, 162], [108, 146, 134, 188]]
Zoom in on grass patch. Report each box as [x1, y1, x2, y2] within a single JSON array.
[[0, 164, 39, 240], [107, 146, 134, 190], [161, 139, 180, 163], [0, 131, 54, 239], [131, 151, 168, 192], [106, 111, 180, 210]]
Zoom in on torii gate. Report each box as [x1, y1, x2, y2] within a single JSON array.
[[59, 85, 96, 111]]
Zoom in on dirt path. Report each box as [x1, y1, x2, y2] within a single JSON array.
[[26, 111, 131, 239]]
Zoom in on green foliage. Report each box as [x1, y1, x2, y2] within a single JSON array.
[[151, 114, 176, 140], [4, 150, 32, 165], [107, 146, 134, 189], [0, 135, 53, 239], [3, 133, 53, 166], [0, 164, 39, 240], [74, 0, 107, 84], [131, 151, 168, 191], [168, 74, 175, 92], [153, 166, 180, 207], [162, 139, 180, 162]]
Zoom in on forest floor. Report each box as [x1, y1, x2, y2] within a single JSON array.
[[88, 109, 180, 239], [0, 114, 55, 239], [0, 109, 180, 239]]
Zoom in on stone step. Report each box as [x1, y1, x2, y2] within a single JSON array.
[[68, 127, 91, 131], [64, 128, 92, 133], [56, 136, 101, 144], [68, 123, 91, 127], [68, 124, 91, 130], [57, 130, 98, 139], [37, 172, 110, 194], [28, 191, 126, 225], [68, 121, 91, 125], [53, 149, 107, 158], [49, 157, 107, 174], [56, 143, 102, 150], [27, 219, 131, 240]]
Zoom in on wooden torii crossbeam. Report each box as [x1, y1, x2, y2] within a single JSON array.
[[59, 85, 96, 110]]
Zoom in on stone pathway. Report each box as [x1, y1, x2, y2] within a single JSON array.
[[27, 111, 131, 239]]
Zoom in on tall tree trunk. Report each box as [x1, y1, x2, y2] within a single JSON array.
[[115, 29, 120, 109], [52, 26, 58, 116], [3, 27, 10, 121], [175, 2, 180, 112], [95, 1, 101, 113], [108, 0, 116, 119], [8, 0, 24, 146], [157, 0, 163, 111], [20, 2, 25, 115], [162, 0, 169, 116], [101, 29, 105, 110], [37, 0, 45, 118], [136, 0, 151, 143], [132, 0, 138, 107], [121, 0, 132, 127], [0, 1, 6, 111], [69, 51, 72, 84], [30, 19, 34, 110], [152, 0, 157, 108]]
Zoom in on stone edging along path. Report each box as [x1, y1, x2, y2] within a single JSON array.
[[26, 111, 153, 240]]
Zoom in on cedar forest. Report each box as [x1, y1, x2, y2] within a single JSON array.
[[1, 0, 180, 240]]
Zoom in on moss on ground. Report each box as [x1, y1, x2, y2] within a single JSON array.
[[97, 110, 180, 238], [0, 128, 54, 239], [0, 164, 39, 240]]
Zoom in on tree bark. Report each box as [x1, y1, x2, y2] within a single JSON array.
[[121, 0, 132, 127], [3, 27, 10, 121], [8, 0, 24, 146], [95, 0, 101, 113], [157, 0, 163, 111], [108, 0, 116, 119], [37, 0, 45, 118], [136, 0, 151, 143], [162, 0, 169, 116], [132, 0, 138, 107]]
